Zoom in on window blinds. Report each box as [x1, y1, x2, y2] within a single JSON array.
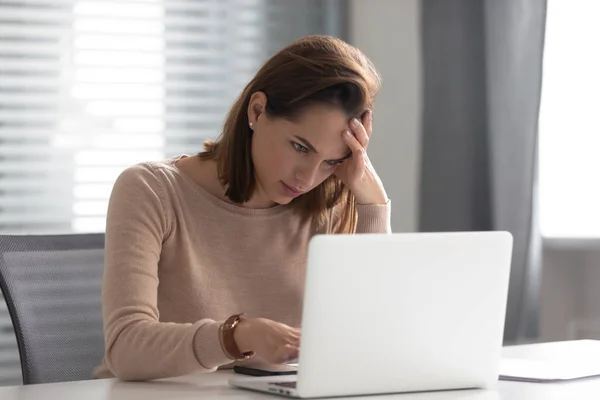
[[0, 0, 343, 235], [0, 0, 344, 385]]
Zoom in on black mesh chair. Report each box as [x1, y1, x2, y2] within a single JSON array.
[[0, 234, 105, 384]]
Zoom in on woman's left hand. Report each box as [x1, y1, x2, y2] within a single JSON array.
[[334, 110, 388, 205]]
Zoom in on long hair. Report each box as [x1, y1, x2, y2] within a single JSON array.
[[199, 35, 381, 233]]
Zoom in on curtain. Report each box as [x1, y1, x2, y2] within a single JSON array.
[[419, 0, 547, 343]]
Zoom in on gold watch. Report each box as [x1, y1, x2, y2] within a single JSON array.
[[219, 314, 255, 361]]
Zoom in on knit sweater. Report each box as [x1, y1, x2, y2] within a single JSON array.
[[94, 155, 391, 380]]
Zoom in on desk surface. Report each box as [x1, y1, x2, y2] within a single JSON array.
[[1, 341, 599, 399]]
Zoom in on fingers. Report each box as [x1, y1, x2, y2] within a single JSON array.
[[283, 326, 301, 346], [272, 344, 300, 364], [252, 319, 302, 364], [288, 331, 301, 342], [343, 130, 366, 159], [362, 109, 373, 139], [276, 327, 300, 363], [349, 116, 369, 148]]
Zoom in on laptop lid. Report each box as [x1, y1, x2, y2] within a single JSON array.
[[295, 231, 513, 398]]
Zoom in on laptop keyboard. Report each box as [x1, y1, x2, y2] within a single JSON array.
[[271, 381, 297, 389]]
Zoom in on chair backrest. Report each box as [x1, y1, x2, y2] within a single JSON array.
[[0, 234, 105, 385]]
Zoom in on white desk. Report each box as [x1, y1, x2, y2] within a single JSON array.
[[1, 342, 599, 400]]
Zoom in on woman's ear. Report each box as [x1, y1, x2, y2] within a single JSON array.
[[247, 91, 268, 125]]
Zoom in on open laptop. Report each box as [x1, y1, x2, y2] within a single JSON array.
[[229, 231, 513, 398]]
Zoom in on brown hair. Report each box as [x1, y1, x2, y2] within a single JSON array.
[[199, 35, 381, 233]]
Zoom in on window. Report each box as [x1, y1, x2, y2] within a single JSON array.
[[0, 0, 344, 235], [539, 0, 600, 238], [0, 0, 343, 386]]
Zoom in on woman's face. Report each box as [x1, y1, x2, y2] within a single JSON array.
[[247, 92, 352, 208]]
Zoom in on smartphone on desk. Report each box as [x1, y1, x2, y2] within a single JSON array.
[[233, 361, 297, 376]]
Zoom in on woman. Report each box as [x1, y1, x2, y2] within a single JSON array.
[[95, 35, 391, 381]]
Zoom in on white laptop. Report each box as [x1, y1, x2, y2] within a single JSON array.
[[229, 231, 513, 398]]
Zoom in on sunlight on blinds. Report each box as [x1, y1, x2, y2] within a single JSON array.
[[539, 0, 600, 238], [70, 0, 166, 232], [0, 0, 343, 236], [2, 0, 336, 234]]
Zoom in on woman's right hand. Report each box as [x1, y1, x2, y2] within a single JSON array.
[[234, 317, 300, 364]]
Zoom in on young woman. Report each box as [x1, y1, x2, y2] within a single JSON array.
[[95, 35, 391, 381]]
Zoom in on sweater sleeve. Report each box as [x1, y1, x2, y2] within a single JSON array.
[[327, 199, 392, 234], [102, 163, 231, 381], [355, 200, 392, 233]]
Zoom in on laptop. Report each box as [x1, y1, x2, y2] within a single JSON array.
[[229, 231, 513, 398]]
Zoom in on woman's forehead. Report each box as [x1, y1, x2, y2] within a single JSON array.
[[286, 106, 351, 155]]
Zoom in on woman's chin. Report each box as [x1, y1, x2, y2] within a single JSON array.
[[273, 196, 294, 205]]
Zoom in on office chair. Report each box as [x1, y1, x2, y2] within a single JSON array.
[[0, 234, 105, 384]]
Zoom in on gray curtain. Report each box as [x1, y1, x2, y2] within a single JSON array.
[[419, 0, 547, 343]]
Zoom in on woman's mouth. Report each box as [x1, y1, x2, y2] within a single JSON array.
[[281, 181, 304, 198]]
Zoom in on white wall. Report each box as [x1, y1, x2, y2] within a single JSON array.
[[348, 0, 421, 233]]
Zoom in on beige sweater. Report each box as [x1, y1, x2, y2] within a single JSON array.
[[95, 156, 391, 381]]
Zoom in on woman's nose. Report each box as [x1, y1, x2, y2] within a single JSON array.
[[294, 162, 320, 188]]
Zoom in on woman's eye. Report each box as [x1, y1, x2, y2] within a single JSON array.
[[325, 159, 343, 167], [292, 142, 308, 153]]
